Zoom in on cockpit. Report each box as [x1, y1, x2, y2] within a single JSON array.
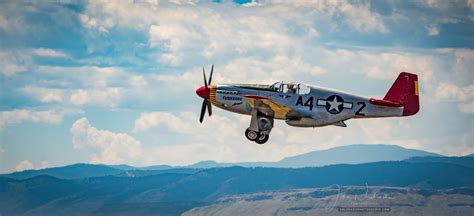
[[270, 81, 311, 95]]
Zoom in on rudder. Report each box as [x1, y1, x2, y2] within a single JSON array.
[[383, 72, 419, 116]]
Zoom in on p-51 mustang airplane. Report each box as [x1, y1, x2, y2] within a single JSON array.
[[196, 65, 419, 144]]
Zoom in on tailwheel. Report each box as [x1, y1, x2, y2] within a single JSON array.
[[245, 128, 259, 141], [255, 133, 269, 144]]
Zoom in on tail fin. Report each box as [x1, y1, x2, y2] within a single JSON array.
[[383, 72, 419, 116]]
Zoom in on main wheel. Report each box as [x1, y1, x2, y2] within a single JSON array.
[[245, 129, 259, 141], [255, 134, 269, 144]]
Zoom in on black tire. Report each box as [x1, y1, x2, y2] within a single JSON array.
[[255, 134, 269, 144], [245, 129, 259, 141]]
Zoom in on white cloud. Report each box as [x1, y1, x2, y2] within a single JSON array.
[[131, 109, 426, 166], [15, 160, 34, 172], [155, 55, 326, 94], [323, 49, 435, 83], [452, 49, 474, 84], [80, 1, 156, 32], [149, 24, 202, 64], [132, 111, 305, 164], [20, 86, 65, 103], [3, 64, 26, 76], [0, 109, 82, 130], [271, 0, 388, 33], [425, 24, 440, 36], [133, 112, 184, 133], [459, 102, 474, 114], [0, 15, 8, 29], [20, 86, 123, 108], [220, 56, 327, 83], [355, 118, 424, 150], [130, 75, 148, 88], [80, 0, 388, 66], [435, 82, 474, 114], [459, 132, 474, 155], [19, 65, 128, 108], [327, 0, 389, 33], [435, 83, 474, 101], [242, 0, 261, 7], [14, 160, 49, 172], [144, 142, 235, 166], [469, 0, 474, 11], [0, 12, 26, 32], [133, 111, 239, 142], [38, 160, 49, 169], [36, 65, 119, 81], [145, 9, 296, 63], [317, 48, 437, 104], [69, 88, 122, 107], [149, 25, 197, 49], [71, 117, 142, 164], [33, 48, 68, 58], [0, 50, 30, 76], [438, 132, 474, 156]]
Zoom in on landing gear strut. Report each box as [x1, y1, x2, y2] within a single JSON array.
[[246, 109, 273, 144]]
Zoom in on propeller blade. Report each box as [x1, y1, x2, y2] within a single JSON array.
[[208, 64, 214, 85], [199, 99, 207, 123], [207, 100, 212, 116], [202, 67, 208, 90]]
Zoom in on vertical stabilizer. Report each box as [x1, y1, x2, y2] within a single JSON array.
[[383, 72, 419, 116]]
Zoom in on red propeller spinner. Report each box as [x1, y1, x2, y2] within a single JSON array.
[[195, 85, 210, 99]]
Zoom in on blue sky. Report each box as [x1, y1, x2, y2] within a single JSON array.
[[0, 0, 473, 173]]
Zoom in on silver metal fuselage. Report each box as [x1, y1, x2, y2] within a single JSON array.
[[210, 83, 403, 127]]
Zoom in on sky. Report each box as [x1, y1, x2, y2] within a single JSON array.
[[0, 0, 473, 173]]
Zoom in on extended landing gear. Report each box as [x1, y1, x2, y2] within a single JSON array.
[[245, 128, 270, 144], [245, 109, 273, 144]]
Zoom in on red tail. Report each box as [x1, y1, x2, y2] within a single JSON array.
[[383, 72, 420, 116]]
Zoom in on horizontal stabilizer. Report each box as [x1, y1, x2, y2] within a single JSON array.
[[369, 98, 403, 107]]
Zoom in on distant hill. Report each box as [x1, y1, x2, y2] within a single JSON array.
[[1, 163, 123, 180], [0, 161, 472, 215], [113, 144, 443, 169], [405, 156, 474, 169], [186, 144, 441, 168], [272, 144, 441, 167], [109, 164, 173, 171], [107, 164, 137, 170], [2, 144, 443, 180]]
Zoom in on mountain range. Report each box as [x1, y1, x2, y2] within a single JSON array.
[[1, 144, 444, 179], [1, 144, 473, 216], [1, 161, 473, 216]]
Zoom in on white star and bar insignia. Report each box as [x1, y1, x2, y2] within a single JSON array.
[[317, 95, 353, 114]]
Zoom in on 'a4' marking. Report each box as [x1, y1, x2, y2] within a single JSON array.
[[296, 96, 314, 111]]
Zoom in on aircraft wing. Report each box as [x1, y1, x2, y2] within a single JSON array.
[[243, 95, 310, 119]]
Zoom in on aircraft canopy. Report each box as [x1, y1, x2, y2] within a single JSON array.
[[270, 81, 311, 95]]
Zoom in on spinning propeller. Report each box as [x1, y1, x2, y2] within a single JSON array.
[[195, 64, 214, 123]]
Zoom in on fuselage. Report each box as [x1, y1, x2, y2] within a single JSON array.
[[196, 71, 418, 144], [202, 82, 404, 127]]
